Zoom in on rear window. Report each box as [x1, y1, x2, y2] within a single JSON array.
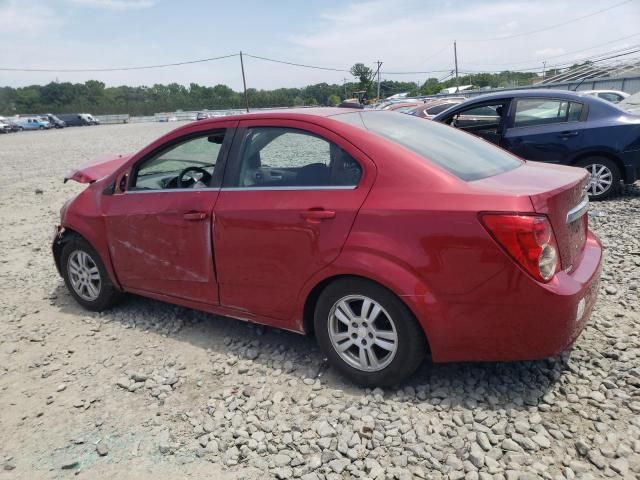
[[334, 111, 522, 181]]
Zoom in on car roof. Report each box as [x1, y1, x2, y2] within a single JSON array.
[[431, 88, 630, 122], [579, 89, 625, 94], [459, 89, 589, 102], [195, 107, 363, 125]]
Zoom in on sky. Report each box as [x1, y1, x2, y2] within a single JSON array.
[[0, 0, 639, 90]]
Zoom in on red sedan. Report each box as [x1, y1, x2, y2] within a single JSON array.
[[53, 108, 602, 386]]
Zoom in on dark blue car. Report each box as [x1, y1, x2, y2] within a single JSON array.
[[433, 89, 640, 199]]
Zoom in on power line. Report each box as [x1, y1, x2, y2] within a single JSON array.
[[463, 33, 640, 68], [2, 38, 638, 80], [242, 53, 351, 73], [459, 0, 636, 42], [422, 44, 450, 64], [457, 48, 640, 76], [460, 46, 640, 74], [382, 69, 456, 75], [0, 53, 239, 73]]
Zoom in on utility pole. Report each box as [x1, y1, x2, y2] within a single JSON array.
[[453, 41, 459, 93], [239, 51, 249, 113], [376, 61, 383, 101], [542, 60, 547, 81], [343, 78, 347, 97]]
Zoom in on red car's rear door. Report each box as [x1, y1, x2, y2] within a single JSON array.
[[103, 125, 235, 305], [213, 118, 375, 322]]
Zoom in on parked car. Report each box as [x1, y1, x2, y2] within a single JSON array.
[[0, 119, 10, 133], [44, 114, 66, 128], [57, 114, 93, 126], [14, 117, 50, 130], [618, 91, 640, 115], [196, 112, 210, 121], [22, 113, 64, 128], [409, 98, 465, 119], [0, 117, 23, 132], [433, 90, 640, 199], [578, 90, 629, 104], [382, 101, 423, 112], [81, 113, 100, 125], [8, 119, 23, 132], [53, 108, 601, 386]]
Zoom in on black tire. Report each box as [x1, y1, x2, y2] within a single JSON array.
[[314, 277, 426, 387], [60, 236, 120, 311], [575, 157, 621, 200]]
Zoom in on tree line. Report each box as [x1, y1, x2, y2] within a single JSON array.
[[0, 68, 541, 116]]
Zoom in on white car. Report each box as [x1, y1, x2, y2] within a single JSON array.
[[579, 90, 629, 104], [618, 91, 640, 115]]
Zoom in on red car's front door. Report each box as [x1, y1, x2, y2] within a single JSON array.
[[104, 191, 220, 304], [103, 126, 234, 305], [213, 119, 375, 322]]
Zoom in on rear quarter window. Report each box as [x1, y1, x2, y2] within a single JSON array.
[[334, 111, 522, 181]]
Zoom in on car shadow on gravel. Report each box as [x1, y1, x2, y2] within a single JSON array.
[[50, 283, 569, 409]]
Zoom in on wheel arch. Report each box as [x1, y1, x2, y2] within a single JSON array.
[[301, 272, 432, 356], [54, 226, 121, 290], [570, 151, 626, 182], [52, 228, 82, 275]]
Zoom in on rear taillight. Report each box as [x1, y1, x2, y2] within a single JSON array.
[[480, 214, 559, 283]]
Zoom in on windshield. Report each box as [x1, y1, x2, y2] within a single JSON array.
[[334, 111, 522, 181]]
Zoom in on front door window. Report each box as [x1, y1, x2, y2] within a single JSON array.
[[447, 102, 508, 144], [132, 131, 226, 190]]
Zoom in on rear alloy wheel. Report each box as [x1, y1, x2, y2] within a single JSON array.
[[61, 236, 120, 311], [314, 278, 426, 386], [328, 295, 398, 372], [576, 157, 620, 200]]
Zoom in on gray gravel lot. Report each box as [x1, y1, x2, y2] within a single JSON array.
[[0, 123, 639, 479]]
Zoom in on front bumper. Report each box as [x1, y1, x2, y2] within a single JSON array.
[[52, 225, 64, 276]]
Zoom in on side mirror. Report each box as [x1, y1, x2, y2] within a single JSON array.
[[117, 173, 128, 194]]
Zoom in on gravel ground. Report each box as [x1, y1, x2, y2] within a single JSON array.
[[0, 123, 639, 480]]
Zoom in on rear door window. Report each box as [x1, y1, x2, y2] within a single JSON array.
[[228, 127, 362, 188], [514, 99, 584, 127]]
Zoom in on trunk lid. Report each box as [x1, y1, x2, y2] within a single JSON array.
[[64, 153, 132, 184], [472, 161, 589, 271]]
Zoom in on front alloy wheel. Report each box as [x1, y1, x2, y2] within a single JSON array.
[[60, 236, 120, 311], [67, 250, 102, 301]]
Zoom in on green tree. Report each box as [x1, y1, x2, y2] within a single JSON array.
[[328, 94, 341, 106]]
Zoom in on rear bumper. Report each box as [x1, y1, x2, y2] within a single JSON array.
[[425, 231, 602, 363]]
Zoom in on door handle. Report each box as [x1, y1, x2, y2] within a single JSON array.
[[558, 131, 579, 138], [300, 209, 336, 222], [183, 211, 207, 221]]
